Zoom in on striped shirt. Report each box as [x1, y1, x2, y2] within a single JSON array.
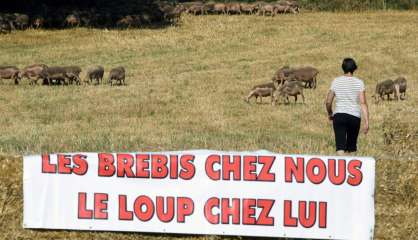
[[330, 76, 365, 118]]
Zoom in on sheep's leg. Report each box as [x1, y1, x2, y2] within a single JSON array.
[[294, 95, 298, 103], [245, 91, 255, 103], [301, 92, 305, 103]]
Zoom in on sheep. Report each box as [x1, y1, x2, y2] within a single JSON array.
[[258, 3, 275, 16], [272, 80, 305, 105], [245, 82, 276, 103], [13, 13, 29, 30], [373, 79, 396, 102], [116, 15, 141, 28], [45, 66, 80, 85], [108, 67, 126, 86], [213, 3, 227, 14], [187, 2, 205, 15], [226, 3, 242, 15], [85, 66, 104, 85], [32, 16, 45, 29], [19, 64, 48, 85], [274, 4, 290, 15], [289, 66, 319, 88], [272, 66, 319, 89], [286, 0, 300, 13], [62, 66, 82, 85], [240, 3, 258, 14], [394, 76, 407, 100], [272, 66, 292, 87], [0, 66, 20, 84], [0, 19, 12, 34], [64, 14, 80, 28]]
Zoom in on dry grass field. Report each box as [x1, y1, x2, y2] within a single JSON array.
[[0, 11, 417, 240]]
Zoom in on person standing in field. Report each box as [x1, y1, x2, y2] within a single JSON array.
[[325, 58, 369, 156]]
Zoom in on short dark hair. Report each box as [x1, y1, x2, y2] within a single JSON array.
[[342, 58, 357, 74]]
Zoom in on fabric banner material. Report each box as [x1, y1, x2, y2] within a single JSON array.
[[23, 150, 375, 240]]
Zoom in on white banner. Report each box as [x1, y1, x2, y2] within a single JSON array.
[[23, 150, 375, 240]]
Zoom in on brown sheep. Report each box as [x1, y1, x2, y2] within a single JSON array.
[[45, 66, 80, 85], [64, 14, 80, 28], [13, 13, 29, 29], [245, 82, 276, 103], [272, 80, 305, 105], [213, 3, 227, 14], [32, 16, 45, 29], [289, 66, 319, 88], [226, 3, 242, 15], [258, 3, 275, 16], [19, 64, 48, 85], [273, 66, 319, 89], [240, 3, 257, 14], [394, 76, 407, 100], [187, 2, 205, 15], [85, 66, 104, 85], [274, 4, 290, 14], [0, 20, 12, 34], [286, 0, 300, 13], [108, 67, 126, 86], [63, 66, 82, 85], [373, 79, 396, 102], [0, 66, 20, 84], [116, 15, 136, 28], [272, 66, 292, 87]]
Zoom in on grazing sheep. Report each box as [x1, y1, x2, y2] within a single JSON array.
[[13, 13, 29, 29], [85, 65, 104, 85], [187, 2, 205, 15], [32, 16, 45, 29], [116, 15, 140, 28], [258, 3, 275, 16], [274, 4, 290, 14], [373, 79, 396, 102], [394, 76, 407, 100], [108, 67, 126, 86], [62, 66, 82, 85], [226, 3, 242, 15], [272, 66, 292, 87], [0, 20, 12, 34], [0, 66, 20, 84], [45, 66, 80, 85], [213, 3, 227, 14], [64, 14, 80, 28], [273, 66, 319, 89], [162, 4, 183, 24], [240, 3, 257, 14], [272, 80, 305, 105], [19, 64, 48, 85], [289, 66, 319, 88], [286, 0, 300, 13], [245, 82, 276, 103]]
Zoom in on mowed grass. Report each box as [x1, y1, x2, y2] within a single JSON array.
[[0, 11, 417, 240]]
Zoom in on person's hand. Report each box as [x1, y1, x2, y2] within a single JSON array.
[[363, 122, 369, 135], [328, 114, 334, 122]]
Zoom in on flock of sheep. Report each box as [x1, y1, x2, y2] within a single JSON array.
[[178, 1, 300, 15], [0, 62, 409, 105], [0, 64, 126, 86], [245, 66, 408, 105], [0, 1, 301, 33]]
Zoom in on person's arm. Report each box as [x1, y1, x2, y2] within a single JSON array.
[[325, 90, 335, 121], [359, 91, 369, 134]]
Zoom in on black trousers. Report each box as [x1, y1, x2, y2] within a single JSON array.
[[333, 113, 361, 152]]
